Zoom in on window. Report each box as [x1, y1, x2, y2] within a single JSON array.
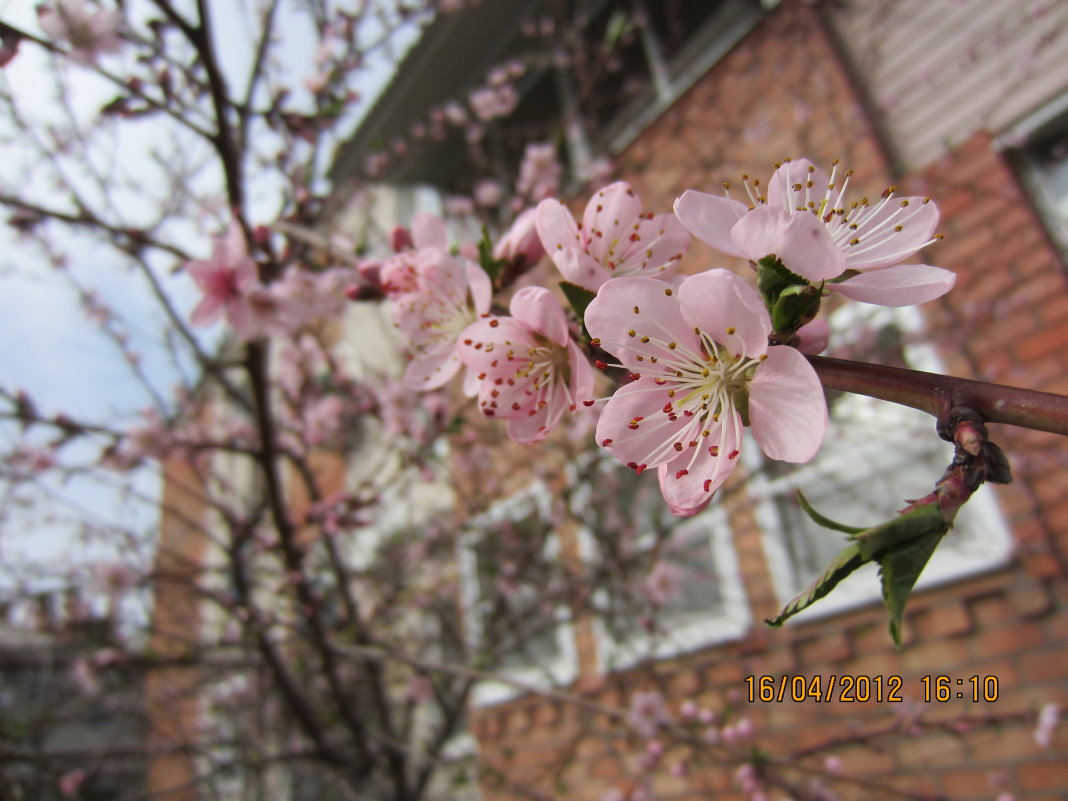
[[458, 485, 578, 705], [570, 455, 748, 671], [1003, 91, 1068, 263], [750, 304, 1012, 624]]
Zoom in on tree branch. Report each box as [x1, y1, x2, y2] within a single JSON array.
[[808, 355, 1068, 436]]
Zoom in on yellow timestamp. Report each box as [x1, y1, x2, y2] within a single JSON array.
[[744, 674, 1001, 703], [744, 674, 904, 703], [921, 674, 1000, 702]]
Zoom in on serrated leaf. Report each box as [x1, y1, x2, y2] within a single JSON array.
[[796, 490, 869, 534], [879, 528, 945, 647], [559, 281, 597, 322], [767, 501, 950, 633], [851, 502, 945, 560], [764, 542, 866, 628]]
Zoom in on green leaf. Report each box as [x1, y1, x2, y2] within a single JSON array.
[[559, 281, 597, 322], [879, 527, 945, 647], [477, 226, 506, 283], [755, 255, 806, 306], [765, 541, 866, 628], [851, 502, 945, 561], [766, 500, 951, 635], [769, 283, 821, 333], [796, 491, 869, 534]]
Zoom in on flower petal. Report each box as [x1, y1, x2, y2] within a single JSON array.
[[464, 260, 493, 315], [555, 247, 608, 291], [673, 190, 748, 259], [613, 212, 690, 279], [731, 206, 845, 282], [457, 317, 532, 373], [678, 269, 771, 358], [581, 182, 643, 266], [536, 198, 582, 269], [411, 212, 448, 250], [794, 318, 830, 355], [840, 197, 939, 271], [832, 264, 955, 306], [656, 407, 744, 515], [747, 345, 827, 463], [567, 338, 595, 407], [585, 277, 700, 372], [404, 344, 462, 390], [766, 159, 830, 211], [510, 286, 569, 346], [594, 378, 697, 471]]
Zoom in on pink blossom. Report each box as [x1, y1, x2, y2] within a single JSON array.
[[1034, 702, 1060, 749], [185, 220, 294, 341], [391, 248, 492, 390], [270, 266, 352, 326], [474, 179, 503, 207], [516, 142, 562, 202], [674, 158, 954, 306], [58, 769, 88, 798], [468, 83, 518, 121], [302, 395, 346, 447], [492, 208, 544, 267], [70, 655, 100, 695], [627, 689, 671, 737], [458, 287, 594, 443], [536, 182, 690, 291], [104, 407, 170, 470], [9, 443, 56, 475], [643, 559, 684, 606], [379, 212, 448, 295], [794, 318, 830, 354], [38, 0, 123, 66], [585, 271, 827, 516]]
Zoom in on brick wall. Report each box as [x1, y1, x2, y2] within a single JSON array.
[[471, 3, 1068, 799]]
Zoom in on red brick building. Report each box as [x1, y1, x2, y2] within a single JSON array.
[[334, 0, 1068, 798]]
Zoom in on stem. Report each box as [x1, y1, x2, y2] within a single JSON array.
[[808, 355, 1068, 436]]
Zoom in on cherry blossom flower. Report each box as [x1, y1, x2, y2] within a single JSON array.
[[38, 0, 123, 66], [492, 207, 544, 267], [458, 286, 594, 443], [536, 181, 690, 291], [1034, 702, 1060, 749], [626, 690, 671, 737], [58, 769, 88, 798], [379, 212, 449, 295], [186, 221, 301, 340], [516, 142, 561, 202], [674, 158, 955, 306], [188, 222, 258, 324], [585, 270, 827, 516], [391, 247, 492, 391], [643, 559, 684, 606]]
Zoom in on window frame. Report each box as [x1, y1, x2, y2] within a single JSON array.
[[457, 483, 579, 707], [748, 305, 1013, 625], [568, 455, 750, 672]]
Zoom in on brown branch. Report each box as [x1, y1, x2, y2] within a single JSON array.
[[809, 355, 1068, 436]]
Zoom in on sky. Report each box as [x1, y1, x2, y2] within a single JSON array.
[[0, 0, 421, 585]]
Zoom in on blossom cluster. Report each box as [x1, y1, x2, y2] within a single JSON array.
[[187, 158, 952, 516]]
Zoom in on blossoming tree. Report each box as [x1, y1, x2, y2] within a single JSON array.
[[0, 2, 1065, 800]]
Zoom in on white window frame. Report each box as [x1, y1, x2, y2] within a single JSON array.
[[458, 483, 579, 706], [568, 456, 749, 673], [749, 305, 1012, 625], [998, 88, 1068, 264]]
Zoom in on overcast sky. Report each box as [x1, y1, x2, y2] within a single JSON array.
[[0, 0, 419, 584]]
